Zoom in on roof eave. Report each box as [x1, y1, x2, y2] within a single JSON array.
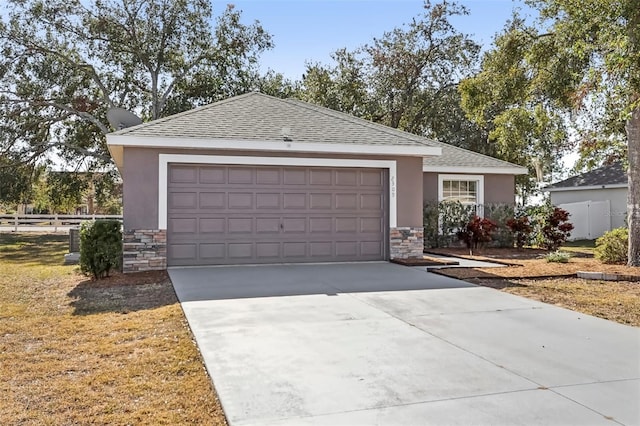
[[544, 183, 629, 192], [422, 165, 528, 175], [106, 135, 442, 161]]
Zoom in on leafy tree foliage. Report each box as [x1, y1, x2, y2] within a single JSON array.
[[298, 1, 487, 154], [461, 0, 639, 265], [459, 17, 577, 200], [529, 0, 639, 265], [0, 0, 273, 171]]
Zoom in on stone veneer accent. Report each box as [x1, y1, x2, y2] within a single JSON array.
[[123, 229, 167, 273], [390, 227, 424, 260]]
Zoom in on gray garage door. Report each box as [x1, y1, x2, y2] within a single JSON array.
[[167, 164, 387, 266]]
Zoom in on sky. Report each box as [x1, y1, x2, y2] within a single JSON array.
[[229, 0, 534, 80]]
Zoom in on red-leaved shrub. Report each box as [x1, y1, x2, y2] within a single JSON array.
[[506, 216, 533, 249], [540, 207, 574, 251], [457, 215, 497, 254]]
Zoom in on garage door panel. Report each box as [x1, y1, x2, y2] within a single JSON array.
[[228, 167, 253, 184], [256, 169, 280, 185], [309, 241, 332, 257], [256, 242, 281, 258], [336, 241, 358, 256], [335, 169, 358, 186], [283, 168, 306, 185], [282, 193, 306, 209], [169, 218, 197, 234], [228, 243, 253, 258], [228, 218, 253, 233], [335, 217, 358, 233], [256, 193, 280, 209], [199, 167, 226, 184], [256, 218, 280, 233], [169, 244, 197, 260], [361, 241, 383, 256], [309, 193, 332, 209], [310, 217, 332, 233], [167, 164, 386, 266], [170, 166, 198, 183], [200, 218, 225, 233], [360, 170, 384, 186], [282, 217, 306, 233], [361, 217, 383, 233], [170, 192, 197, 209], [283, 242, 306, 257], [199, 192, 225, 209], [200, 243, 225, 260], [309, 169, 332, 185], [335, 193, 358, 209], [361, 193, 383, 210], [228, 192, 253, 209]]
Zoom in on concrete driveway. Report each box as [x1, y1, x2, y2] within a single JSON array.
[[169, 262, 640, 426]]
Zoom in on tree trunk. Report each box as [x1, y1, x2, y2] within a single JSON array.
[[626, 105, 640, 266]]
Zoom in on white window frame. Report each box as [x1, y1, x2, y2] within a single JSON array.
[[157, 154, 397, 230], [438, 174, 485, 213]]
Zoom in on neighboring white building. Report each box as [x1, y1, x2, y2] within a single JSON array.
[[544, 163, 628, 240]]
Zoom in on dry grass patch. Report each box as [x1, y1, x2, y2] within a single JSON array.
[[0, 233, 226, 425], [473, 277, 640, 327]]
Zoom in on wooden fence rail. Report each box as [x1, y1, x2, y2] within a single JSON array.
[[0, 214, 123, 232]]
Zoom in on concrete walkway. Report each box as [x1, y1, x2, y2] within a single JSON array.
[[424, 253, 507, 269], [169, 262, 640, 426]]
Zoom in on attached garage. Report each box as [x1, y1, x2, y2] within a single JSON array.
[[107, 92, 441, 272], [167, 164, 387, 266]]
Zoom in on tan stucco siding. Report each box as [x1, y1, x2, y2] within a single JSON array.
[[484, 174, 516, 204], [396, 156, 424, 227], [123, 147, 160, 230], [550, 187, 628, 229], [122, 147, 425, 230], [422, 172, 516, 205]]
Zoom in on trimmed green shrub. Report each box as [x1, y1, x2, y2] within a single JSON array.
[[438, 200, 475, 246], [423, 201, 440, 249], [595, 227, 629, 264], [545, 250, 572, 263], [484, 203, 515, 248], [80, 220, 122, 279]]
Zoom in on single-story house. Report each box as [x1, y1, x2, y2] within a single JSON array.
[[106, 92, 527, 272], [543, 162, 628, 239]]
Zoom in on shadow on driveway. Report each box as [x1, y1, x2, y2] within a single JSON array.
[[169, 262, 475, 302]]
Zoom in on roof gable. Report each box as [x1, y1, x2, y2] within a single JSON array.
[[113, 92, 433, 147], [107, 92, 526, 174]]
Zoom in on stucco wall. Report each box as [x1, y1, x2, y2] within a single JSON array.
[[422, 172, 516, 205], [122, 148, 160, 230], [550, 187, 628, 229], [122, 147, 424, 230]]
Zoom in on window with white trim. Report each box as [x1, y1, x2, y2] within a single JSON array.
[[442, 180, 478, 204], [438, 174, 484, 212]]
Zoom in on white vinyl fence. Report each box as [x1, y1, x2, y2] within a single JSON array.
[[0, 214, 123, 233], [557, 200, 611, 240]]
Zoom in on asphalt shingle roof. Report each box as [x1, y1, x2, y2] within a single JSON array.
[[545, 162, 628, 189], [113, 92, 525, 172]]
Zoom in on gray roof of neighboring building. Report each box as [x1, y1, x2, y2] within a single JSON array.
[[112, 92, 525, 172], [544, 162, 628, 190]]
